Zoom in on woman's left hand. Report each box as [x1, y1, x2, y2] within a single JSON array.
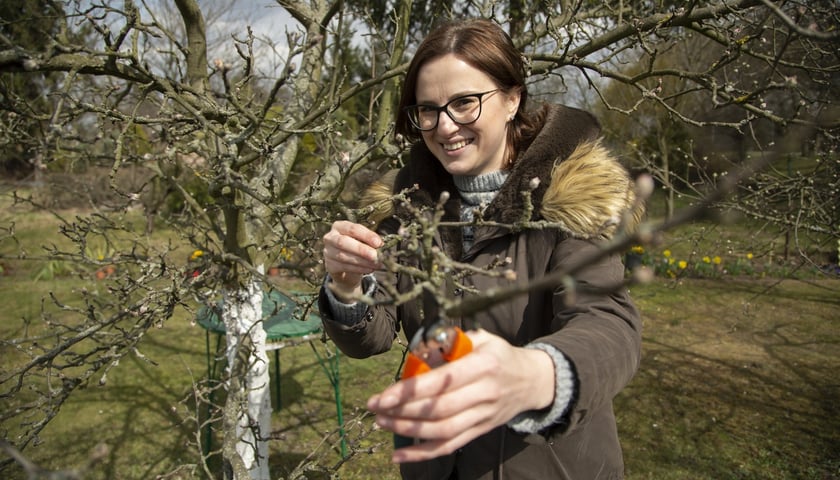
[[366, 329, 556, 463]]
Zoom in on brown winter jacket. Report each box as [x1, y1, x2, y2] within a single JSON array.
[[319, 104, 643, 480]]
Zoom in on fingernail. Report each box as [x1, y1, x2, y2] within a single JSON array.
[[366, 395, 380, 410], [376, 415, 392, 429]]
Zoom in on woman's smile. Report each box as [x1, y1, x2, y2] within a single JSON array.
[[442, 139, 472, 152]]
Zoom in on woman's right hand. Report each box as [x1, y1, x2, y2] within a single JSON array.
[[322, 220, 383, 301]]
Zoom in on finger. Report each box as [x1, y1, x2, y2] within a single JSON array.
[[333, 220, 383, 249], [391, 434, 472, 463], [389, 418, 497, 463], [323, 236, 378, 271], [324, 229, 381, 267], [377, 400, 495, 441], [368, 351, 499, 412], [323, 246, 379, 274], [371, 373, 498, 421]]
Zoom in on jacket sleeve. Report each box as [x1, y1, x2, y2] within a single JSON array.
[[536, 235, 642, 431], [318, 269, 401, 359]]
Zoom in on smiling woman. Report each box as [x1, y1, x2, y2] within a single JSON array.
[[318, 17, 644, 480]]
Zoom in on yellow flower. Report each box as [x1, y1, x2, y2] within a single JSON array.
[[746, 252, 754, 260], [280, 247, 293, 260], [678, 260, 687, 269], [713, 256, 722, 265], [702, 256, 711, 264], [631, 245, 644, 254], [668, 258, 675, 265], [190, 249, 204, 261], [663, 250, 672, 258]]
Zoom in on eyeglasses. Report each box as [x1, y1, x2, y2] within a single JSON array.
[[404, 89, 500, 132]]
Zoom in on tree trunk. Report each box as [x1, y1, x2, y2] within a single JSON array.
[[222, 271, 270, 480], [657, 133, 674, 220]]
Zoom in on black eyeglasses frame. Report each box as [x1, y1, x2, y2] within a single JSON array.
[[404, 89, 501, 132]]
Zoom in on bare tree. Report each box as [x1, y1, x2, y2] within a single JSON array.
[[1, 1, 837, 479], [587, 1, 838, 263]]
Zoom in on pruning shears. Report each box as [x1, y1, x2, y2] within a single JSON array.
[[394, 306, 473, 449], [392, 275, 476, 448], [400, 320, 473, 379]]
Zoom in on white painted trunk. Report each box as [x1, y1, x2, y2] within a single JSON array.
[[223, 271, 271, 480]]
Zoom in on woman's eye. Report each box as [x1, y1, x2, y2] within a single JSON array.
[[451, 97, 478, 111]]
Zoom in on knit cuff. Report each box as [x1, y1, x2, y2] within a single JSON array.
[[322, 274, 377, 326], [507, 343, 576, 434]]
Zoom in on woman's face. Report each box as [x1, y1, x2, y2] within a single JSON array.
[[415, 54, 520, 176]]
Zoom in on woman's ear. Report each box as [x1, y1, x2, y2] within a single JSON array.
[[505, 88, 522, 120]]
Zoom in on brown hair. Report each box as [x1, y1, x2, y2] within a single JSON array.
[[395, 18, 545, 168]]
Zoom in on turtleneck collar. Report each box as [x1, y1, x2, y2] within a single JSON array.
[[453, 170, 510, 207]]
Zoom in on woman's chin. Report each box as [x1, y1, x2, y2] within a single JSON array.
[[439, 157, 479, 176], [442, 164, 470, 176]]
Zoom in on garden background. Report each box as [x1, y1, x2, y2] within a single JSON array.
[[1, 1, 838, 479]]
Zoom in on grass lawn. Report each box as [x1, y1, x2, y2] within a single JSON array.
[[2, 193, 838, 479], [621, 278, 839, 480]]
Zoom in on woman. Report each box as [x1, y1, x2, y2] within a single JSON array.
[[319, 18, 643, 480]]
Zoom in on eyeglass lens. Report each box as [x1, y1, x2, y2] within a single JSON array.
[[407, 90, 496, 131]]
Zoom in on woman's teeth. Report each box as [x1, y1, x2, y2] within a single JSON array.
[[443, 140, 469, 151]]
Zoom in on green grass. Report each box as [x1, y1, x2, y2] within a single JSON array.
[[1, 189, 838, 480], [621, 278, 839, 480]]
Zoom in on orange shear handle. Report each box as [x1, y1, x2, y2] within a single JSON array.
[[401, 326, 472, 379]]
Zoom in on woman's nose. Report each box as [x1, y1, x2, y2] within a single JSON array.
[[436, 110, 460, 134]]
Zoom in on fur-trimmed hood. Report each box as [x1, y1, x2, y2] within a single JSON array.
[[360, 104, 643, 241]]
